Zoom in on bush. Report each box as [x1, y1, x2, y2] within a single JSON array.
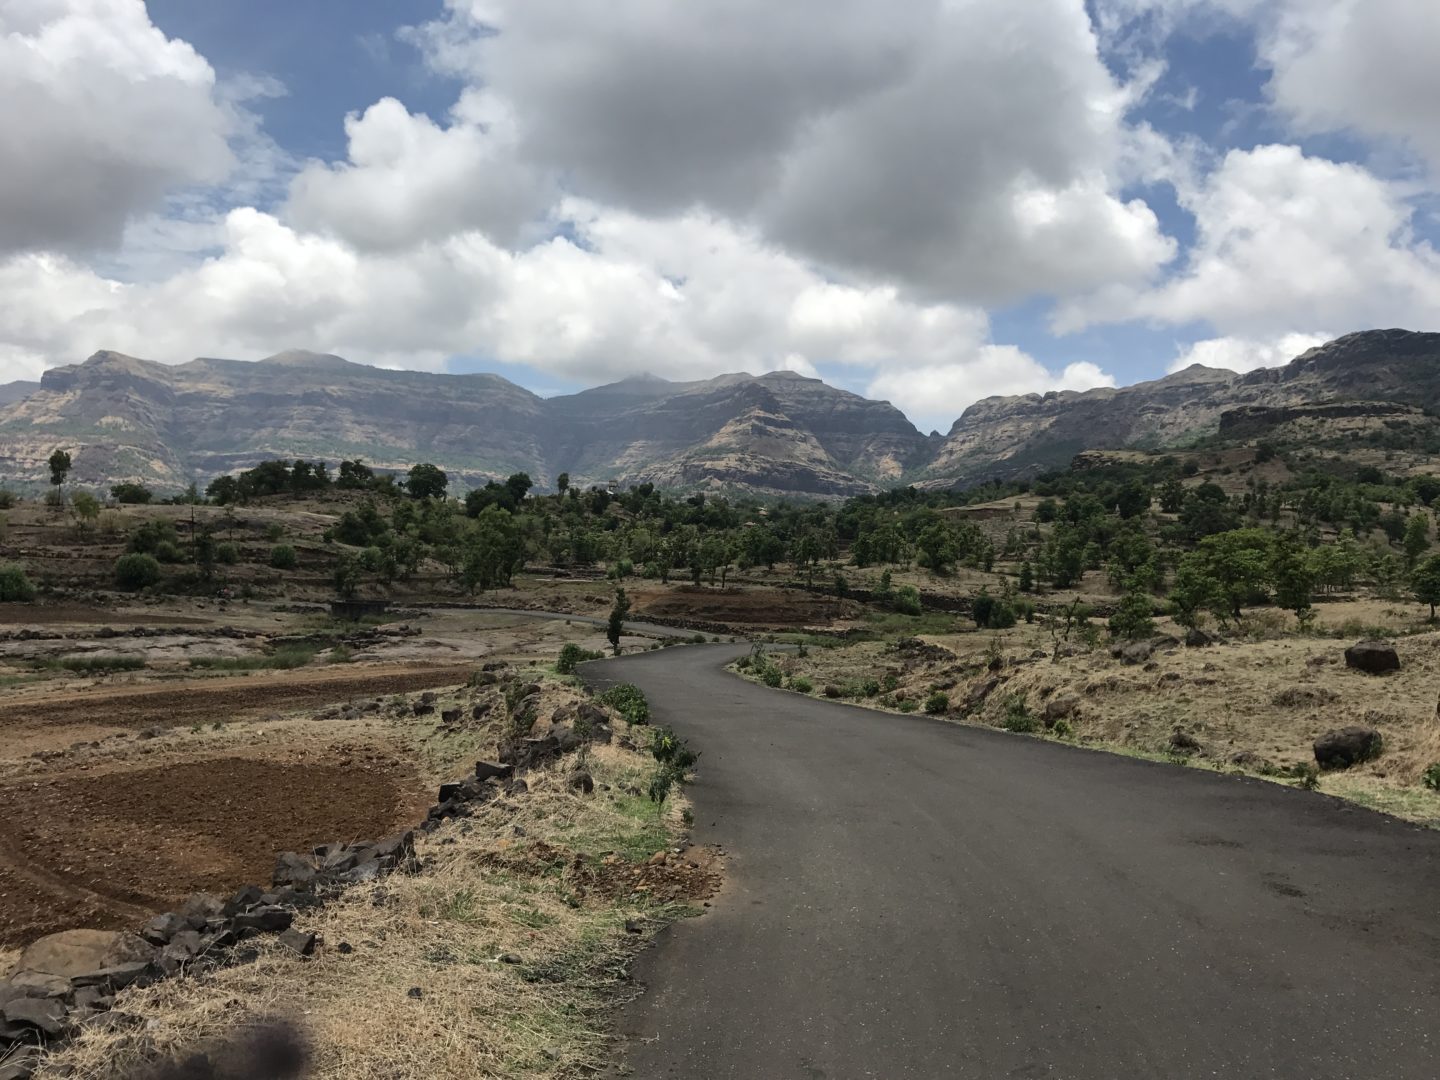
[[114, 553, 161, 589], [1002, 695, 1038, 733], [216, 542, 239, 565], [269, 544, 298, 570], [265, 523, 285, 542], [924, 691, 950, 714], [898, 699, 917, 713], [599, 683, 650, 725], [110, 482, 152, 504], [893, 585, 922, 616], [971, 589, 1016, 629], [0, 489, 15, 509], [557, 643, 604, 675], [0, 564, 36, 602], [790, 676, 813, 694], [1109, 588, 1156, 641], [761, 667, 783, 688], [690, 633, 707, 644], [126, 520, 179, 555], [1423, 763, 1440, 791], [154, 540, 184, 564], [1052, 718, 1073, 739], [860, 677, 882, 697]]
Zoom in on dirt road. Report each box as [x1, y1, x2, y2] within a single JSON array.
[[583, 645, 1440, 1079]]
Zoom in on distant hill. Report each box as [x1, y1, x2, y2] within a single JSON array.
[[1, 329, 1436, 496]]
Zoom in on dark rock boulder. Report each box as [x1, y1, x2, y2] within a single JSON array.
[[1168, 729, 1202, 754], [1344, 641, 1400, 674], [1184, 627, 1215, 647], [1314, 726, 1383, 770]]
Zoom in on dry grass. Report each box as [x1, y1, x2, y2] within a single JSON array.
[[40, 745, 693, 1080], [751, 613, 1440, 828]]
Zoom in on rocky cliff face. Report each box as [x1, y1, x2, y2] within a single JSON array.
[[921, 329, 1440, 488], [0, 352, 932, 496], [3, 329, 1435, 496]]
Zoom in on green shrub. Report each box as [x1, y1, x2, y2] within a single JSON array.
[[269, 544, 298, 570], [690, 633, 707, 644], [1109, 588, 1156, 641], [0, 563, 36, 602], [1002, 695, 1038, 733], [216, 542, 239, 565], [1422, 763, 1440, 791], [898, 699, 917, 713], [1052, 718, 1073, 739], [924, 691, 950, 714], [114, 553, 161, 589], [153, 540, 184, 564], [860, 677, 882, 697], [761, 668, 783, 688], [556, 643, 604, 674], [790, 676, 813, 694], [0, 489, 15, 509], [126, 520, 179, 555], [882, 672, 900, 692], [599, 683, 650, 725], [265, 523, 285, 542], [893, 585, 922, 616]]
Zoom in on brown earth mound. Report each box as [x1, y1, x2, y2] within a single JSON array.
[[0, 755, 428, 947], [634, 585, 860, 628]]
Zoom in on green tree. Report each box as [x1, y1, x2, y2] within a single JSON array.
[[1108, 584, 1155, 641], [337, 459, 375, 490], [458, 506, 524, 592], [915, 522, 958, 575], [114, 553, 161, 589], [406, 463, 449, 500], [1169, 554, 1220, 629], [1018, 560, 1034, 592], [1159, 477, 1185, 514], [47, 448, 72, 489], [1403, 513, 1431, 567], [269, 544, 298, 570], [110, 482, 152, 504], [1270, 537, 1317, 624], [607, 587, 631, 655], [70, 491, 100, 532], [1196, 528, 1274, 620], [556, 472, 570, 496], [1412, 553, 1440, 619], [0, 564, 36, 602]]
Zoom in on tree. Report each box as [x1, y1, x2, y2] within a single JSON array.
[[1270, 537, 1317, 624], [504, 472, 533, 505], [458, 507, 524, 592], [1018, 560, 1035, 593], [1404, 513, 1430, 567], [1159, 477, 1185, 514], [556, 472, 570, 496], [406, 463, 448, 500], [0, 564, 36, 602], [1169, 554, 1220, 630], [70, 492, 100, 533], [114, 553, 161, 589], [1196, 528, 1274, 620], [915, 522, 958, 575], [1108, 584, 1155, 641], [269, 544, 298, 570], [337, 459, 375, 490], [607, 587, 631, 655], [48, 448, 72, 489], [1412, 553, 1440, 619], [110, 482, 152, 504]]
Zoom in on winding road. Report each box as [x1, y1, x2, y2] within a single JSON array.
[[583, 644, 1440, 1079]]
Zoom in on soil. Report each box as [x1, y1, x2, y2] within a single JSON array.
[[632, 585, 862, 628], [0, 754, 430, 947], [0, 603, 215, 626], [0, 663, 476, 747]]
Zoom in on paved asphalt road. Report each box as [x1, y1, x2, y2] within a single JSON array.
[[582, 644, 1440, 1080]]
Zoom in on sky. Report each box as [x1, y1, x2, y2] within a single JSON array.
[[2, 1, 1439, 434]]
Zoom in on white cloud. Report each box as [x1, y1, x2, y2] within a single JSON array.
[[868, 351, 1116, 433], [410, 0, 1177, 303], [0, 0, 234, 255], [1058, 145, 1440, 335], [286, 91, 551, 251], [1166, 332, 1332, 374]]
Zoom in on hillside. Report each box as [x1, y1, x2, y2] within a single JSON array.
[[924, 329, 1440, 487], [0, 352, 932, 496], [2, 329, 1439, 496]]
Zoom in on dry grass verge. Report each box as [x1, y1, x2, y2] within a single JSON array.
[[33, 683, 714, 1079]]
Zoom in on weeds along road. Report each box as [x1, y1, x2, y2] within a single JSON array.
[[582, 643, 1440, 1080]]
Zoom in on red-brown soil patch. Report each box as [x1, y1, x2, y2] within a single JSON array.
[[0, 754, 430, 948], [633, 585, 861, 628], [0, 663, 474, 743]]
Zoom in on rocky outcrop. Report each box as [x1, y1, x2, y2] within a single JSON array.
[[1344, 641, 1401, 675], [1313, 726, 1384, 770]]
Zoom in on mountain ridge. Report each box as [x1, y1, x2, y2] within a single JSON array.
[[1, 328, 1437, 496]]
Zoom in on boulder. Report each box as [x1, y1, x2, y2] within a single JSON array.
[[0, 1046, 41, 1080], [14, 930, 153, 982], [1184, 627, 1215, 647], [568, 772, 595, 794], [232, 907, 294, 934], [1, 996, 67, 1038], [474, 760, 513, 782], [1041, 696, 1079, 726], [1344, 641, 1400, 675], [139, 912, 187, 947], [1314, 726, 1383, 770], [278, 929, 317, 957], [1168, 729, 1202, 753], [440, 708, 461, 725]]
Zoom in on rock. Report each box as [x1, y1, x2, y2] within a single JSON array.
[[497, 953, 522, 965], [420, 691, 438, 704], [15, 929, 154, 982], [441, 708, 461, 725], [337, 942, 354, 955], [140, 911, 187, 947], [233, 906, 294, 933], [412, 702, 435, 716], [407, 986, 423, 999], [470, 703, 491, 721], [547, 723, 583, 753], [273, 852, 318, 890], [1168, 729, 1202, 753], [224, 884, 265, 916], [1314, 726, 1384, 770], [1042, 696, 1079, 726], [2, 996, 67, 1038], [1184, 627, 1215, 647], [1271, 686, 1338, 707], [474, 760, 513, 782], [1344, 641, 1400, 675], [568, 771, 595, 794], [0, 1046, 41, 1080], [2, 973, 69, 999], [278, 929, 317, 957], [1229, 750, 1274, 772], [69, 986, 112, 1013]]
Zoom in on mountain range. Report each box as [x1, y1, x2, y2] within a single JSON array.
[[0, 329, 1436, 497]]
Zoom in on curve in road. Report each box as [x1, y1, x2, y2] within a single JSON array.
[[582, 644, 1440, 1080]]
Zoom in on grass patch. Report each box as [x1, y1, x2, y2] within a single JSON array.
[[32, 655, 146, 675], [187, 645, 320, 671]]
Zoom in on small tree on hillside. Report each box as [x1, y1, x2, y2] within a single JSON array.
[[1404, 513, 1431, 568], [607, 587, 631, 656], [1412, 553, 1440, 620], [405, 463, 448, 500]]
